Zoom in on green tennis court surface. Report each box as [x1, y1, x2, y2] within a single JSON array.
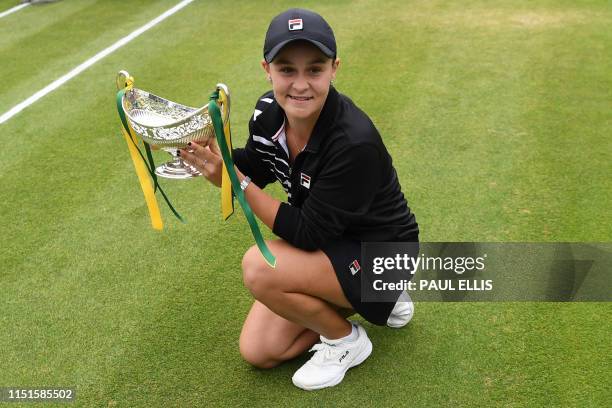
[[1, 0, 610, 406]]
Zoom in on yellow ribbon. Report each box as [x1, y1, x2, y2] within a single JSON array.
[[218, 89, 234, 221], [117, 74, 163, 230], [121, 127, 163, 230]]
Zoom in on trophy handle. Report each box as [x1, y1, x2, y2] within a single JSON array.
[[211, 83, 230, 154], [216, 83, 230, 125], [116, 70, 132, 90]]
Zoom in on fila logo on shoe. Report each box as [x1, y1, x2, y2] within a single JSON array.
[[339, 350, 349, 363], [300, 173, 311, 189], [349, 260, 361, 275], [288, 19, 303, 31]]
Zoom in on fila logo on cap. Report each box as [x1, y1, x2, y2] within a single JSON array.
[[349, 260, 361, 275], [288, 18, 303, 31], [300, 173, 311, 189]]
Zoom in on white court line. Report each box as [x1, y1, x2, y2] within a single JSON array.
[[0, 2, 30, 19], [0, 0, 195, 125]]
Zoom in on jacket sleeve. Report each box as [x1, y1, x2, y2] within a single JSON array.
[[232, 119, 277, 189], [272, 144, 382, 250]]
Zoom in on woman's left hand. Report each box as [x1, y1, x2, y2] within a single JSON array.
[[178, 140, 223, 187]]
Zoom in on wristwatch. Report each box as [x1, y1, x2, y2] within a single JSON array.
[[240, 176, 251, 191]]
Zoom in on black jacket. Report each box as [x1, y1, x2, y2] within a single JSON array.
[[233, 87, 418, 251]]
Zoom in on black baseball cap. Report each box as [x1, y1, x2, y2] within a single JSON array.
[[263, 8, 336, 63]]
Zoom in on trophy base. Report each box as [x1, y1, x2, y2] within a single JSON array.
[[155, 159, 201, 179]]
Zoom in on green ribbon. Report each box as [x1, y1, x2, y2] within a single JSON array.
[[208, 92, 276, 267], [116, 88, 185, 223]]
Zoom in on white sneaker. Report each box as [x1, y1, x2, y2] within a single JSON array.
[[386, 291, 414, 328], [292, 322, 372, 390]]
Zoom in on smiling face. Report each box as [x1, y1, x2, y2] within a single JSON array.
[[262, 41, 339, 124]]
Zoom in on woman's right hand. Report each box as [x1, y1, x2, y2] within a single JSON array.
[[178, 139, 223, 187]]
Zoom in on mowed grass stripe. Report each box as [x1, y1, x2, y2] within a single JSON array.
[[377, 8, 538, 241], [0, 0, 193, 114], [0, 2, 28, 19], [0, 1, 93, 51], [512, 18, 612, 241], [335, 1, 612, 242], [0, 0, 23, 9]]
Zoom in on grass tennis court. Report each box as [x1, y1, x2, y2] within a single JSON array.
[[1, 0, 610, 406]]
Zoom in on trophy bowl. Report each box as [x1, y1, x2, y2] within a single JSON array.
[[117, 70, 230, 179]]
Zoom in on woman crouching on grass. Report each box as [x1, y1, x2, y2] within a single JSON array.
[[179, 8, 418, 390]]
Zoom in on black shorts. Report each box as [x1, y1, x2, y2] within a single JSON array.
[[321, 239, 418, 326]]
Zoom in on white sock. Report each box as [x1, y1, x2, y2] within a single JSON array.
[[345, 323, 359, 342], [325, 323, 359, 344]]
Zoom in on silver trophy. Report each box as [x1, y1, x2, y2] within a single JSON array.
[[116, 70, 230, 179]]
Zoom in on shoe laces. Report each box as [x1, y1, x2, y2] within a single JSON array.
[[308, 341, 344, 364]]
